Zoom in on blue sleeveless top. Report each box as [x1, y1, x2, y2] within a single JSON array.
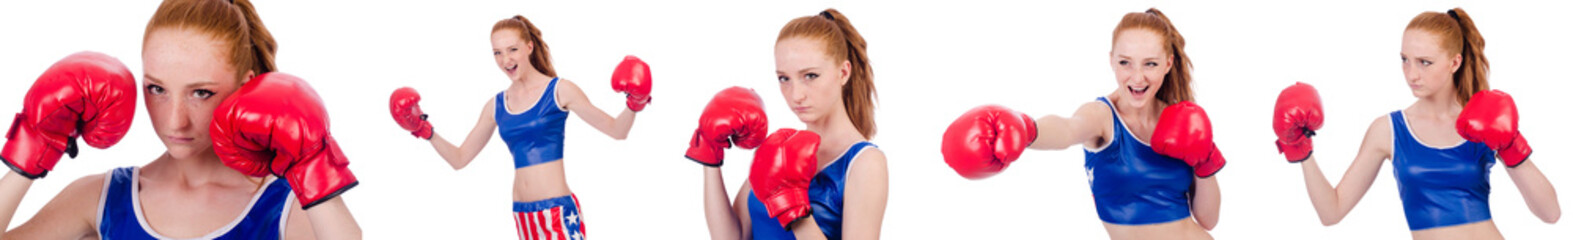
[[749, 141, 878, 240], [1389, 111, 1495, 230], [99, 167, 292, 239], [1083, 97, 1194, 225], [496, 77, 569, 169]]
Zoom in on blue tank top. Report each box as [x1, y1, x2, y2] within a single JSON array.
[[1083, 97, 1194, 225], [99, 167, 292, 239], [496, 77, 569, 169], [748, 141, 877, 240], [1389, 111, 1495, 230]]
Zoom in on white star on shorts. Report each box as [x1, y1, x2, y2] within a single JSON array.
[[571, 231, 583, 240], [567, 212, 579, 225]]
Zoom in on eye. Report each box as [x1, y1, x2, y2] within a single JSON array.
[[804, 73, 820, 80], [510, 47, 518, 52], [1118, 60, 1130, 66], [777, 76, 790, 83], [1144, 61, 1159, 67], [192, 89, 215, 100], [1420, 60, 1432, 66], [146, 85, 166, 95], [493, 51, 501, 55]]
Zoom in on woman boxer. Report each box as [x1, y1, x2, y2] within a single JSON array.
[[387, 15, 651, 239], [689, 9, 889, 240], [940, 8, 1222, 239], [0, 0, 362, 239], [1274, 8, 1558, 239]]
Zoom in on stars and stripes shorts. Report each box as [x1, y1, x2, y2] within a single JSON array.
[[513, 194, 586, 240]]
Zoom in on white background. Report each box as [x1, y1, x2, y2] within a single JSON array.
[[2, 0, 1570, 239]]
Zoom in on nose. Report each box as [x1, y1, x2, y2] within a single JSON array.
[[784, 81, 808, 104], [1402, 63, 1419, 82], [162, 99, 192, 132]]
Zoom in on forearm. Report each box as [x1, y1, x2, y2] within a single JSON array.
[[0, 172, 33, 234], [429, 135, 477, 170], [703, 167, 741, 240], [1191, 176, 1220, 230], [1506, 160, 1560, 223], [303, 198, 362, 240], [1027, 115, 1080, 150], [1300, 157, 1348, 225], [607, 109, 636, 140]]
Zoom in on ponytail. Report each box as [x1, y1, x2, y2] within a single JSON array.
[[493, 15, 557, 77], [778, 9, 878, 139], [1449, 8, 1490, 106], [146, 0, 279, 80], [1114, 8, 1194, 105]]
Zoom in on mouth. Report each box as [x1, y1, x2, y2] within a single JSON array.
[[792, 106, 810, 113], [168, 136, 195, 143], [1128, 85, 1150, 97], [505, 64, 519, 74]]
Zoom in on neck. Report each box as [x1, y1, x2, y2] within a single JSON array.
[[512, 68, 551, 86], [1112, 95, 1164, 122], [142, 149, 254, 186], [1412, 91, 1461, 117], [805, 105, 865, 151]]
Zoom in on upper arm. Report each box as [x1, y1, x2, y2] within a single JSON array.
[[554, 79, 593, 113], [283, 198, 314, 240], [6, 174, 105, 239], [1027, 101, 1109, 150], [842, 149, 888, 239], [733, 182, 753, 239], [468, 97, 499, 141], [1335, 116, 1396, 201]]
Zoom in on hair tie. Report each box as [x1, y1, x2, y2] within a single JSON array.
[[819, 11, 835, 21], [1446, 9, 1459, 20]]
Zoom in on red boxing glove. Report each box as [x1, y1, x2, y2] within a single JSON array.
[[1457, 90, 1533, 167], [211, 73, 357, 209], [685, 87, 768, 167], [389, 87, 433, 139], [611, 55, 652, 112], [1152, 101, 1226, 178], [749, 128, 820, 228], [2, 52, 137, 179], [941, 105, 1037, 180], [1273, 82, 1323, 162]]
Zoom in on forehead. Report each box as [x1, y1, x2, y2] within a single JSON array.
[[491, 29, 522, 46], [1112, 29, 1166, 58], [775, 37, 833, 70], [143, 28, 234, 84], [1401, 29, 1447, 56]]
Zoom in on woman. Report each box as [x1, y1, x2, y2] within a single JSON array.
[[690, 9, 889, 240], [387, 15, 650, 239], [0, 0, 362, 239], [1276, 8, 1559, 239], [940, 8, 1221, 240]]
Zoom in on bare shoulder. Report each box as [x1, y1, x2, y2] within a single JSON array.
[[853, 147, 887, 169], [1363, 114, 1395, 153], [59, 173, 109, 207]]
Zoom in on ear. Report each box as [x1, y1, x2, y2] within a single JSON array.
[[1161, 53, 1176, 73], [840, 59, 853, 86], [241, 70, 256, 84], [1449, 53, 1463, 73]]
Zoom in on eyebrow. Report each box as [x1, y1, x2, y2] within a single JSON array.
[[1115, 54, 1161, 61], [777, 67, 821, 75], [142, 74, 216, 88]]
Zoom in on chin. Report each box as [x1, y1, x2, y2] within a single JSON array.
[[793, 112, 821, 125], [163, 143, 212, 160]]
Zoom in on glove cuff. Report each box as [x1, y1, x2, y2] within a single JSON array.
[[627, 95, 651, 112], [1276, 139, 1313, 163], [2, 119, 62, 179], [1194, 146, 1226, 178], [759, 189, 811, 228], [1501, 134, 1532, 167], [289, 139, 359, 210]]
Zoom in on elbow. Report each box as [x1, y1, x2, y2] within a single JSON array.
[[1198, 220, 1217, 231], [1540, 211, 1560, 224], [1319, 217, 1342, 226], [611, 133, 629, 140]]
